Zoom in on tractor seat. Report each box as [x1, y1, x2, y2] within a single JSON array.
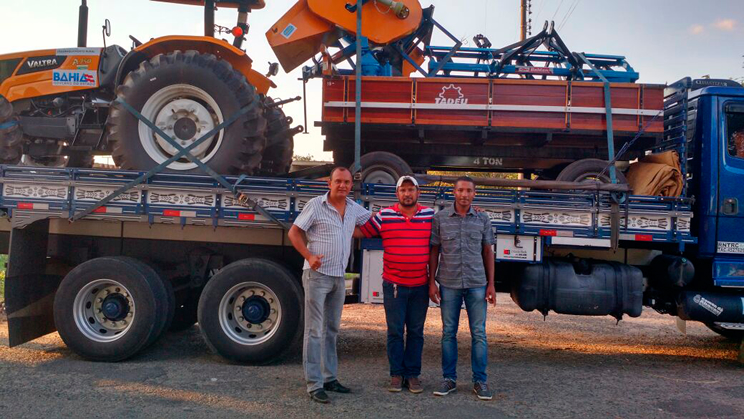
[[151, 0, 266, 9]]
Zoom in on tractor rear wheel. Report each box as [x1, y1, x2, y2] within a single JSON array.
[[107, 50, 267, 175], [259, 100, 294, 175]]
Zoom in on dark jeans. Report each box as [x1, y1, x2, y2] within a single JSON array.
[[383, 281, 429, 378], [440, 285, 488, 383]]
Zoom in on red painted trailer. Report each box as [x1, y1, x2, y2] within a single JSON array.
[[320, 76, 664, 181]]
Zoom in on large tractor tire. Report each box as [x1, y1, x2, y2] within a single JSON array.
[[556, 158, 627, 184], [197, 258, 303, 364], [107, 50, 267, 175], [259, 100, 294, 175], [358, 151, 412, 184], [0, 96, 22, 164], [705, 322, 744, 341], [53, 257, 172, 362]]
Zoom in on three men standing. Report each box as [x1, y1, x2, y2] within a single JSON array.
[[290, 171, 495, 402]]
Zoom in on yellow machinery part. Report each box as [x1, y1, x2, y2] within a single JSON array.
[[0, 49, 103, 102], [133, 35, 275, 94], [267, 0, 423, 73]]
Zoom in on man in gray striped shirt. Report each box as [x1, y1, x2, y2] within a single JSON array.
[[429, 176, 496, 401], [288, 167, 371, 404]]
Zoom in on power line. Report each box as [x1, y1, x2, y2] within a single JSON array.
[[551, 0, 566, 22], [533, 0, 546, 23], [558, 0, 581, 31]]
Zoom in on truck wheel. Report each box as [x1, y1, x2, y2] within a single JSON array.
[[358, 151, 412, 184], [556, 158, 627, 184], [705, 323, 744, 341], [107, 50, 267, 174], [53, 257, 169, 362], [197, 258, 303, 364], [0, 96, 22, 164], [259, 101, 294, 175]]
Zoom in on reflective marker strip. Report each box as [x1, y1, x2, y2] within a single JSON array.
[[635, 234, 653, 241], [92, 206, 123, 214], [539, 229, 557, 236], [238, 213, 255, 221], [163, 210, 197, 217], [17, 202, 49, 210]]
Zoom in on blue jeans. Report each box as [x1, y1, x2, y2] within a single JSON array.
[[383, 281, 429, 378], [439, 285, 488, 383], [302, 269, 346, 393]]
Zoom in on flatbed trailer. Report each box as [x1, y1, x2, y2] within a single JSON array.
[[0, 162, 716, 364]]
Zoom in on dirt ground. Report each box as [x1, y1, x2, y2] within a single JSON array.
[[0, 295, 742, 419]]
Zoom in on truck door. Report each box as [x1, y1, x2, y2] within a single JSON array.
[[716, 100, 744, 255]]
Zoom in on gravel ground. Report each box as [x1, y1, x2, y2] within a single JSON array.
[[0, 295, 742, 419]]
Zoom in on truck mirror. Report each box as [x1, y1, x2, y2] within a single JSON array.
[[103, 19, 111, 37]]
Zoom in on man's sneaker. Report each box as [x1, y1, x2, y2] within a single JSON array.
[[406, 377, 423, 394], [473, 382, 493, 401], [432, 379, 457, 396], [323, 380, 351, 393], [388, 376, 403, 392], [309, 389, 330, 404]]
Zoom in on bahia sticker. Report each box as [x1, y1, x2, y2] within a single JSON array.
[[52, 70, 97, 87]]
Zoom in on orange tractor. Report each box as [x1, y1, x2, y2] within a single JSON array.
[[0, 0, 299, 175]]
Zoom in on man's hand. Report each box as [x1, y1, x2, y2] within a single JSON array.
[[429, 283, 441, 304], [486, 285, 497, 306], [307, 254, 324, 271]]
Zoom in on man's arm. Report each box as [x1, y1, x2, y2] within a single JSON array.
[[429, 245, 441, 304], [428, 214, 441, 304], [481, 214, 497, 305], [483, 244, 496, 305], [288, 225, 323, 270], [353, 212, 381, 239]]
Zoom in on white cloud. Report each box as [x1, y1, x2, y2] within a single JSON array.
[[689, 24, 705, 35], [714, 19, 736, 31]]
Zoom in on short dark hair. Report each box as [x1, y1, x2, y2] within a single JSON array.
[[454, 176, 475, 189], [329, 166, 352, 181]]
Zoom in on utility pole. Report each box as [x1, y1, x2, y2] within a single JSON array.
[[520, 0, 532, 40]]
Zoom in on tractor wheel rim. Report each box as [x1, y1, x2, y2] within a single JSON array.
[[363, 165, 398, 184], [218, 282, 282, 346], [139, 84, 224, 171], [73, 279, 136, 343]]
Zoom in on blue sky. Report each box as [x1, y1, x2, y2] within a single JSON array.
[[1, 0, 743, 159]]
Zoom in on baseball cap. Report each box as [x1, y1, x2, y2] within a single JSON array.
[[396, 175, 419, 189]]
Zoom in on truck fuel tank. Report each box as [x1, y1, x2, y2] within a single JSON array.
[[511, 259, 644, 320]]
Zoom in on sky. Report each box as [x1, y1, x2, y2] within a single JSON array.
[[1, 0, 743, 160]]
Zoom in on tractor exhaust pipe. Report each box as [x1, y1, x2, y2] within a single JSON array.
[[78, 0, 88, 47]]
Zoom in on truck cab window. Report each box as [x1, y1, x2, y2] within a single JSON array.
[[727, 111, 744, 159]]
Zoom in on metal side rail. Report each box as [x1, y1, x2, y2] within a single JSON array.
[[0, 166, 328, 230], [363, 183, 696, 247]]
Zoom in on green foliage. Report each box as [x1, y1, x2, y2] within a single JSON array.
[[293, 154, 315, 162]]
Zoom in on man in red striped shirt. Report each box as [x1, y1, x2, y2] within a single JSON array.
[[355, 175, 433, 394]]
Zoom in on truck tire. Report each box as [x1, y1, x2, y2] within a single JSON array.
[[358, 151, 412, 184], [556, 158, 627, 184], [259, 101, 294, 175], [107, 50, 267, 175], [0, 96, 22, 164], [53, 257, 169, 362], [705, 323, 744, 341], [197, 258, 303, 364]]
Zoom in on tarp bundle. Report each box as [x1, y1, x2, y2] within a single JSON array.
[[626, 151, 683, 197]]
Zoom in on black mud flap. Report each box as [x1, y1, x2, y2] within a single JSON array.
[[5, 219, 61, 347]]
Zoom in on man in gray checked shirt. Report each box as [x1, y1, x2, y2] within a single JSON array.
[[288, 167, 371, 404], [429, 176, 496, 401]]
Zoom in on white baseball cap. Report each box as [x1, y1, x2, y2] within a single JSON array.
[[396, 175, 419, 189]]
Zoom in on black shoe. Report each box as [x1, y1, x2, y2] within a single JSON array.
[[324, 380, 352, 393], [309, 389, 330, 404]]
